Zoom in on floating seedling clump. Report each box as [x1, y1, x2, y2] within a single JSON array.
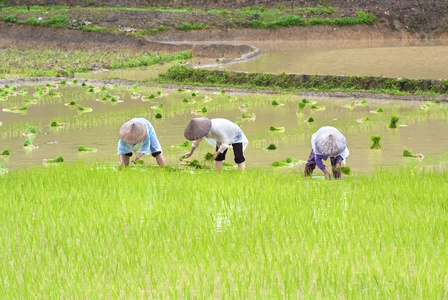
[[48, 155, 64, 163], [26, 125, 37, 135], [72, 79, 78, 84], [1, 149, 10, 156], [151, 104, 164, 110], [344, 102, 356, 109], [370, 108, 383, 114], [272, 100, 283, 106], [370, 136, 382, 149], [78, 105, 92, 112], [78, 145, 96, 152], [155, 113, 163, 119], [272, 156, 300, 167], [171, 140, 189, 148], [388, 116, 399, 128], [65, 101, 77, 106], [2, 106, 27, 114], [265, 144, 278, 150], [357, 116, 371, 123], [203, 152, 214, 164], [269, 125, 285, 132], [297, 102, 306, 113], [310, 105, 325, 111], [305, 117, 314, 123], [403, 149, 418, 157]]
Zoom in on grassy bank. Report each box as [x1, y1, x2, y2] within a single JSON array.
[[1, 162, 447, 298], [0, 4, 375, 37], [160, 65, 448, 95], [0, 49, 192, 78]]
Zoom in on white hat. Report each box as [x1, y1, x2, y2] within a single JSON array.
[[119, 120, 146, 144]]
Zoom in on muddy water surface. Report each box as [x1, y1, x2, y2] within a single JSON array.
[[222, 39, 448, 80], [1, 82, 447, 174]]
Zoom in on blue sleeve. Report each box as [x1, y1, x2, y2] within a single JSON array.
[[117, 139, 132, 155], [315, 154, 327, 171], [149, 130, 162, 154], [337, 155, 344, 163]]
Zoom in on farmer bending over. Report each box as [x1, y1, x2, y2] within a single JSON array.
[[118, 118, 166, 170], [182, 117, 248, 171], [304, 126, 349, 179]]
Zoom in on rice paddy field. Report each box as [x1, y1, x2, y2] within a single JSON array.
[[1, 162, 448, 298], [1, 78, 448, 298]]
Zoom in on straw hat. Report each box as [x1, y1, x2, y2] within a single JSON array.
[[119, 120, 147, 144], [184, 117, 212, 140], [314, 127, 346, 156]]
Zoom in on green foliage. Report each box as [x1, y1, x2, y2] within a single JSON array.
[[388, 116, 399, 128], [26, 125, 36, 134], [1, 149, 10, 156], [178, 22, 209, 31], [41, 15, 69, 27], [78, 145, 95, 152], [370, 136, 382, 149], [155, 113, 163, 119], [340, 166, 351, 175], [306, 117, 314, 122], [403, 149, 418, 157], [266, 144, 277, 150], [23, 138, 32, 147], [269, 125, 285, 132], [48, 155, 64, 163], [78, 25, 103, 32]]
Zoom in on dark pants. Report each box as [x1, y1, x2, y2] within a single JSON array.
[[304, 150, 341, 179], [215, 143, 245, 164]]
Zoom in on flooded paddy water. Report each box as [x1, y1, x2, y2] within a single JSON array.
[[1, 81, 447, 173], [222, 39, 448, 80]]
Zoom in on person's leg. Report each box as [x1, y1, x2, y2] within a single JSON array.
[[330, 157, 341, 179], [119, 153, 132, 170], [304, 150, 316, 176], [232, 143, 246, 171], [152, 152, 166, 167], [215, 146, 227, 171]]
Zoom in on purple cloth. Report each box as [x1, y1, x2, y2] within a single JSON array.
[[315, 153, 343, 171]]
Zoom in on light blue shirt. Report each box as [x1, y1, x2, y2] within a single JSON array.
[[117, 118, 162, 155]]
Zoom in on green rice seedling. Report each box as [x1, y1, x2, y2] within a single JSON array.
[[0, 163, 3, 169], [1, 149, 10, 156], [191, 92, 197, 97], [388, 116, 399, 128], [235, 121, 242, 126], [81, 82, 87, 87], [310, 104, 325, 111], [220, 89, 226, 95], [242, 113, 255, 119], [151, 103, 164, 110], [57, 80, 67, 85], [26, 125, 37, 135], [403, 149, 418, 157], [370, 135, 382, 149], [297, 101, 306, 113], [72, 79, 78, 84], [344, 102, 356, 109], [24, 99, 38, 104], [50, 120, 65, 127], [222, 162, 236, 168], [340, 166, 351, 175], [182, 98, 195, 104], [23, 138, 33, 147], [272, 100, 282, 106], [157, 91, 163, 95], [200, 107, 207, 113], [65, 101, 77, 106], [227, 95, 238, 101], [301, 98, 316, 105], [86, 87, 95, 93], [269, 125, 285, 132], [77, 105, 92, 112], [177, 88, 186, 92], [155, 113, 163, 119], [357, 116, 371, 123], [272, 160, 288, 167], [47, 155, 64, 163], [265, 144, 278, 150], [171, 140, 189, 148], [187, 159, 204, 169], [2, 106, 27, 114], [78, 145, 96, 152], [202, 96, 212, 102], [48, 90, 62, 97], [149, 94, 156, 99], [100, 86, 107, 92], [370, 108, 383, 114], [20, 88, 28, 95], [305, 117, 314, 123], [203, 152, 214, 166]]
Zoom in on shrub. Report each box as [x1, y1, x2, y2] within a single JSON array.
[[42, 15, 69, 27]]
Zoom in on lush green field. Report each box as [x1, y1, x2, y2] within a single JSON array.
[[1, 162, 447, 298]]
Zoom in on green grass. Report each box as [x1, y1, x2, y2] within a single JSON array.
[[0, 49, 192, 78], [0, 163, 447, 297]]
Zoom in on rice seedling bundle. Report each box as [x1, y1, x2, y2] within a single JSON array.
[[269, 125, 285, 132], [370, 135, 382, 149], [388, 116, 399, 128]]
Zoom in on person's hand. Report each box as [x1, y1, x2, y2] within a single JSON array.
[[132, 153, 143, 163], [323, 170, 331, 180], [213, 151, 220, 160], [334, 162, 341, 170], [182, 152, 192, 159]]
